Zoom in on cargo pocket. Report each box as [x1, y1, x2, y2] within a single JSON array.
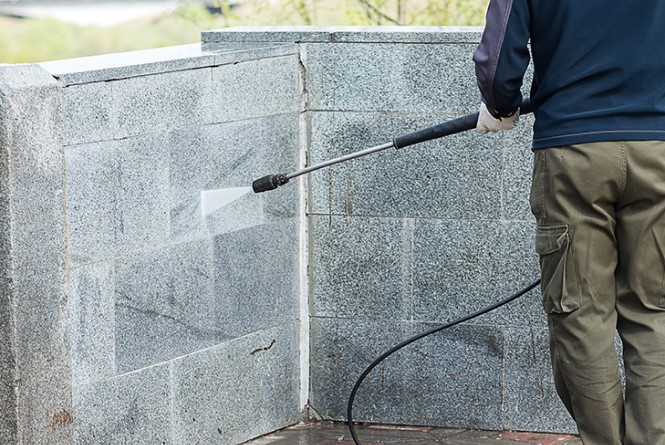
[[536, 224, 581, 314]]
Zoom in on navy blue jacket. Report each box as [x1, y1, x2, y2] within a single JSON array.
[[474, 0, 665, 149]]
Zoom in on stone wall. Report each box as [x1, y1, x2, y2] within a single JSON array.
[[203, 26, 574, 434], [1, 42, 303, 445], [0, 26, 576, 445]]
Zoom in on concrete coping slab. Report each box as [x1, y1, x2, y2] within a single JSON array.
[[40, 42, 297, 86], [202, 25, 484, 44]]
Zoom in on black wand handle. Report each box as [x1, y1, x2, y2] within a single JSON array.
[[393, 98, 533, 149]]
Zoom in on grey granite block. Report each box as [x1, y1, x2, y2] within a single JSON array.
[[402, 43, 480, 114], [310, 215, 413, 319], [114, 239, 219, 373], [310, 317, 504, 430], [169, 114, 299, 242], [68, 262, 116, 387], [0, 99, 16, 443], [0, 64, 73, 444], [300, 43, 336, 110], [308, 111, 504, 219], [202, 26, 483, 44], [213, 220, 299, 338], [0, 283, 17, 445], [41, 43, 298, 86], [66, 134, 171, 264], [73, 363, 172, 445], [328, 44, 404, 112], [172, 324, 300, 445], [65, 141, 118, 264], [113, 67, 214, 139], [62, 82, 115, 146], [212, 55, 301, 123], [502, 327, 577, 433], [115, 134, 171, 255], [412, 218, 543, 327], [308, 43, 458, 112]]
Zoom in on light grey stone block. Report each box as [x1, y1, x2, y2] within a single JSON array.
[[308, 42, 480, 113], [168, 114, 299, 242], [308, 111, 504, 219], [115, 134, 171, 255], [300, 43, 337, 110], [310, 215, 413, 319], [172, 324, 300, 445], [68, 262, 116, 387], [412, 218, 543, 327], [42, 43, 298, 86], [113, 67, 214, 138], [213, 220, 299, 338], [310, 317, 504, 430], [502, 327, 577, 433], [0, 64, 73, 445], [73, 363, 172, 445], [0, 281, 17, 445], [66, 134, 171, 264], [328, 44, 404, 112], [62, 82, 115, 146], [65, 141, 118, 264], [202, 26, 483, 44], [0, 97, 16, 443], [402, 44, 480, 114], [212, 55, 301, 123], [66, 135, 170, 263], [114, 239, 219, 373]]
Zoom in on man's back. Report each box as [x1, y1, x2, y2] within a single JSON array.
[[474, 0, 665, 148]]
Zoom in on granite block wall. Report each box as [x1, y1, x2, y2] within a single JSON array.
[[1, 42, 304, 445], [0, 26, 578, 445], [201, 27, 575, 434]]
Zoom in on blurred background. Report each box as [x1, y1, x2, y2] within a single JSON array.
[[0, 0, 488, 63]]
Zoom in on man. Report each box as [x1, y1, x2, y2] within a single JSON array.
[[472, 1, 665, 444]]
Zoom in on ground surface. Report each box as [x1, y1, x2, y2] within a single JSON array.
[[243, 421, 582, 445]]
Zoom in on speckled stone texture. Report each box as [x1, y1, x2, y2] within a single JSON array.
[[0, 65, 72, 445]]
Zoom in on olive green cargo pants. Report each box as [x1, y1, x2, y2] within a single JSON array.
[[530, 141, 665, 445]]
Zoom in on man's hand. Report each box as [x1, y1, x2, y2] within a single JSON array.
[[476, 102, 519, 134]]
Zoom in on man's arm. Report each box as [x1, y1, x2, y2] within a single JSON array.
[[473, 0, 531, 119]]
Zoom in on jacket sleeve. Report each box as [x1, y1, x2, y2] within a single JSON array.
[[473, 0, 531, 118]]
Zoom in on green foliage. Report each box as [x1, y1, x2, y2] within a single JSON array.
[[0, 0, 488, 63]]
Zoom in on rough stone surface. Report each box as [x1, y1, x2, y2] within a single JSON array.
[[503, 327, 576, 433], [114, 240, 221, 373], [0, 64, 72, 445], [213, 219, 300, 339], [308, 111, 506, 219], [67, 262, 116, 387], [171, 324, 301, 445], [310, 318, 505, 430], [211, 54, 301, 123], [304, 43, 478, 113], [42, 42, 298, 86], [65, 134, 171, 265], [202, 26, 483, 44], [73, 363, 172, 445]]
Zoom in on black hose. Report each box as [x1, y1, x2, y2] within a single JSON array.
[[346, 278, 541, 445]]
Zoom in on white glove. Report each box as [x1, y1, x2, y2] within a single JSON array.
[[476, 102, 519, 134]]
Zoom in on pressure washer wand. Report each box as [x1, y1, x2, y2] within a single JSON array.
[[252, 99, 533, 193]]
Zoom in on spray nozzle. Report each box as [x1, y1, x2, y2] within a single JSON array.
[[252, 173, 290, 193]]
